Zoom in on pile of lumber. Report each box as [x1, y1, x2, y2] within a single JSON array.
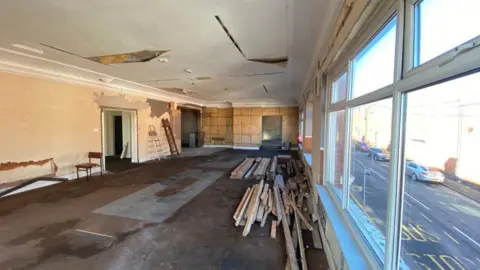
[[230, 158, 255, 179], [232, 155, 324, 270], [230, 157, 272, 180]]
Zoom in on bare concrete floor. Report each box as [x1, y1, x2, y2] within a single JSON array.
[[0, 149, 328, 270]]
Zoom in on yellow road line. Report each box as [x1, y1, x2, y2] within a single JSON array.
[[75, 229, 114, 238], [350, 194, 379, 225], [444, 231, 460, 244]]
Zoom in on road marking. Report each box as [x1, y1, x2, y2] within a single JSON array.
[[75, 229, 114, 238], [420, 213, 432, 223], [355, 159, 365, 167], [404, 201, 412, 207], [444, 231, 460, 244], [453, 226, 480, 248], [440, 201, 446, 205], [370, 168, 387, 180], [405, 192, 431, 211], [476, 258, 480, 264]]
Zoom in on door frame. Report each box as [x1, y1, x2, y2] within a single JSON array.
[[101, 107, 139, 171]]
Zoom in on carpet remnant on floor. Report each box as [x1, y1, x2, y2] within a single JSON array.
[[94, 170, 224, 223]]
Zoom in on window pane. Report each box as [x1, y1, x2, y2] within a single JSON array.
[[401, 72, 480, 270], [348, 98, 393, 263], [327, 110, 346, 197], [352, 18, 397, 98], [415, 0, 480, 65], [332, 73, 348, 103]]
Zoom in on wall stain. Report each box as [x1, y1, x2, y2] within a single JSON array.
[[147, 99, 169, 118], [0, 158, 53, 172], [93, 93, 149, 110]]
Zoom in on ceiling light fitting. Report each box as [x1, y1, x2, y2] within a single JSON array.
[[184, 69, 192, 74]]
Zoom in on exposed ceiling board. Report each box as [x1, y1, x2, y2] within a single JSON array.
[[248, 57, 288, 68], [0, 0, 338, 106], [87, 50, 169, 64]]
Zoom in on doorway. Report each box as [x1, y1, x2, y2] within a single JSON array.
[[262, 116, 282, 147], [101, 109, 138, 172], [180, 107, 201, 148]]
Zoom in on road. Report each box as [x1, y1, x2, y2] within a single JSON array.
[[349, 150, 480, 270]]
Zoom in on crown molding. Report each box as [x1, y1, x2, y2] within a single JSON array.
[[0, 47, 206, 106]]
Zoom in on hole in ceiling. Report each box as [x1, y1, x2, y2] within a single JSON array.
[[194, 77, 212, 81], [87, 50, 169, 64], [215, 15, 245, 58], [40, 44, 169, 65], [263, 85, 269, 94], [228, 72, 284, 78], [161, 88, 201, 98], [248, 57, 288, 68]]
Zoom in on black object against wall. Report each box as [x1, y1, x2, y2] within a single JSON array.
[[114, 115, 123, 155]]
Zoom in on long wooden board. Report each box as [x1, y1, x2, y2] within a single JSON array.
[[233, 187, 252, 221], [274, 187, 299, 270], [235, 185, 255, 226], [243, 180, 264, 236]]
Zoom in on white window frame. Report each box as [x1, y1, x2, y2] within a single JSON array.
[[321, 0, 480, 269]]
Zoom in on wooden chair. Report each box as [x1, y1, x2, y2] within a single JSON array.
[[75, 152, 103, 180]]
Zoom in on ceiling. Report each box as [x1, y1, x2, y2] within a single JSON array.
[[0, 0, 340, 107]]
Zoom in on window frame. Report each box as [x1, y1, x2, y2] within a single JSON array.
[[330, 69, 348, 104], [321, 0, 480, 269]]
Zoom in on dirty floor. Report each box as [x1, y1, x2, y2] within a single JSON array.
[[0, 149, 328, 270]]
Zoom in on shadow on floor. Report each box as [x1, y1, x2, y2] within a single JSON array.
[[105, 156, 146, 173]]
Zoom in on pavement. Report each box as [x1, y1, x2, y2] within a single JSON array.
[[349, 150, 480, 270]]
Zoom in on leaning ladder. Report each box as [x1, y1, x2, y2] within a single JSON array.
[[162, 118, 179, 156], [148, 125, 165, 160]]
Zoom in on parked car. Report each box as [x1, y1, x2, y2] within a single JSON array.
[[367, 147, 389, 161], [356, 141, 370, 152], [405, 161, 444, 183]]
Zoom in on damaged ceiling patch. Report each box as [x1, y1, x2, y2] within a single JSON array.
[[88, 50, 169, 64], [40, 44, 169, 65], [161, 88, 202, 99], [193, 77, 212, 81], [248, 57, 288, 68]]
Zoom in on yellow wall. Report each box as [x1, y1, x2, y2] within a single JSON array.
[[0, 72, 172, 184], [203, 106, 299, 147], [202, 108, 233, 145]]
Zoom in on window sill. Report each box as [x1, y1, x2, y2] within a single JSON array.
[[303, 153, 312, 167], [316, 185, 369, 270]]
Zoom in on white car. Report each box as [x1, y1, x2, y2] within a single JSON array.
[[405, 161, 444, 183]]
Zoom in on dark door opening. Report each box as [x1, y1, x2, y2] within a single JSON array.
[[180, 108, 201, 148], [262, 116, 282, 147], [114, 115, 123, 155]]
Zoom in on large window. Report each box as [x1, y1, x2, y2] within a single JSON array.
[[414, 0, 480, 65], [321, 0, 480, 269], [326, 110, 346, 197], [401, 73, 480, 270], [352, 18, 397, 99], [332, 72, 347, 103]]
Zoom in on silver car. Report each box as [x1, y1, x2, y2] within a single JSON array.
[[405, 161, 444, 183]]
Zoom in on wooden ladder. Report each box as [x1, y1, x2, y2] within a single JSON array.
[[148, 125, 164, 160], [162, 118, 179, 156]]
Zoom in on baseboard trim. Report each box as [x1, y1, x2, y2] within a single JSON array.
[[233, 146, 260, 150], [203, 144, 234, 148]]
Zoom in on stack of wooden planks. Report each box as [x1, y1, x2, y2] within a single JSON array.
[[230, 158, 255, 179], [230, 157, 272, 180], [232, 155, 324, 270]]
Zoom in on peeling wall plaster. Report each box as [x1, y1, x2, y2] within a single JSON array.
[[147, 99, 169, 118], [0, 72, 172, 184]]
